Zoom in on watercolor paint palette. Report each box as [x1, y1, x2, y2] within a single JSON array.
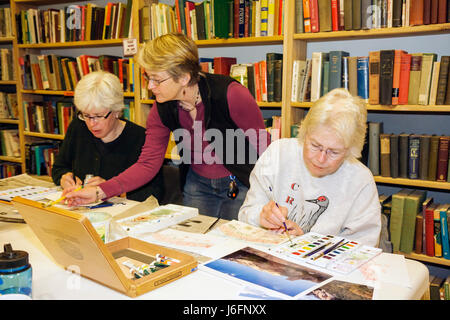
[[268, 232, 338, 258], [269, 232, 382, 274], [0, 186, 58, 202]]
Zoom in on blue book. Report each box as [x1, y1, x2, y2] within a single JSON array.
[[440, 206, 450, 259], [408, 135, 420, 179], [238, 0, 245, 37], [357, 56, 369, 101]]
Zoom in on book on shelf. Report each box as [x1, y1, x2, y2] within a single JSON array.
[[348, 56, 358, 97], [425, 202, 438, 256], [428, 61, 441, 105], [427, 134, 440, 181], [318, 0, 332, 32], [0, 92, 18, 120], [400, 190, 426, 254], [433, 203, 446, 257], [390, 133, 399, 178], [419, 134, 431, 180], [390, 189, 413, 252], [369, 51, 381, 105], [266, 53, 283, 102], [357, 56, 369, 102], [409, 0, 424, 26], [417, 53, 437, 105], [368, 121, 382, 176], [398, 52, 412, 105], [417, 197, 433, 254], [310, 52, 323, 102], [437, 136, 449, 182], [408, 134, 420, 179], [379, 50, 395, 105], [343, 0, 352, 30], [379, 133, 391, 177], [408, 53, 423, 105], [321, 55, 330, 96], [0, 49, 15, 81], [429, 275, 445, 300], [439, 205, 450, 260], [329, 51, 349, 92], [392, 50, 407, 105], [398, 133, 410, 178]]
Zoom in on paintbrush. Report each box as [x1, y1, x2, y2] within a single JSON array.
[[268, 186, 294, 246], [43, 186, 82, 207]]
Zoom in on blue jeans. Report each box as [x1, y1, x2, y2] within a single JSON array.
[[183, 168, 248, 220]]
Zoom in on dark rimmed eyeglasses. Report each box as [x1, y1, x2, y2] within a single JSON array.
[[78, 111, 112, 122], [142, 73, 172, 86]]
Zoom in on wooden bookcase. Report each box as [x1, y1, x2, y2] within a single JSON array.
[[6, 0, 450, 266]]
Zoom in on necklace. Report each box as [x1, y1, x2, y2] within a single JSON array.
[[180, 88, 201, 112]]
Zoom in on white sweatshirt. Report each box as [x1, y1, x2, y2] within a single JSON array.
[[238, 138, 381, 246]]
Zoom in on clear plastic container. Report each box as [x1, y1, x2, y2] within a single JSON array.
[[0, 244, 32, 297]]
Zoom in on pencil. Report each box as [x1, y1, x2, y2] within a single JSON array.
[[43, 186, 82, 207]]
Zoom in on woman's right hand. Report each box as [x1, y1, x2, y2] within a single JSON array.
[[260, 200, 288, 230], [64, 186, 100, 207], [60, 172, 82, 190]]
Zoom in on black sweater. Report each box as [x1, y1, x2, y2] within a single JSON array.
[[51, 117, 164, 202]]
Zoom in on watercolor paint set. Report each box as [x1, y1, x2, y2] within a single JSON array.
[[269, 232, 382, 274]]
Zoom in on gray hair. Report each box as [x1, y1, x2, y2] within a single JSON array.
[[297, 88, 367, 159], [74, 71, 124, 114]]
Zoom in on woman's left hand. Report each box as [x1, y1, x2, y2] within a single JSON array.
[[83, 176, 105, 187]]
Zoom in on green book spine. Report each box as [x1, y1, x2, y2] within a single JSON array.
[[399, 190, 427, 253], [390, 189, 413, 252]]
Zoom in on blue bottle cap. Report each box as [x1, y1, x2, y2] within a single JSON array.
[[0, 244, 29, 269]]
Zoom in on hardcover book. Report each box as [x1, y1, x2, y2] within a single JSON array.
[[390, 134, 399, 178], [408, 53, 423, 105], [399, 133, 410, 178], [368, 122, 383, 176], [380, 133, 391, 177], [329, 51, 349, 91], [390, 189, 414, 252], [379, 50, 395, 105], [408, 134, 421, 179], [369, 51, 380, 105], [400, 190, 427, 254]]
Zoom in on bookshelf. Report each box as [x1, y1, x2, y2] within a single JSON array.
[[280, 1, 450, 267], [0, 1, 23, 175]]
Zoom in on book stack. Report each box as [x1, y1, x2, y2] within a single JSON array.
[[20, 54, 134, 93], [365, 123, 450, 183], [0, 8, 13, 38], [22, 100, 75, 135], [296, 0, 450, 34], [291, 51, 450, 106], [25, 140, 61, 177], [0, 49, 15, 81], [0, 92, 18, 119], [380, 193, 450, 262], [16, 1, 133, 44], [140, 0, 285, 41]]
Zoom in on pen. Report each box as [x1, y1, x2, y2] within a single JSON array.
[[88, 202, 114, 209], [43, 186, 82, 207], [312, 239, 347, 260]]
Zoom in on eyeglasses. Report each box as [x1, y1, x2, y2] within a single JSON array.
[[306, 138, 346, 160], [143, 73, 172, 86], [78, 111, 112, 122]]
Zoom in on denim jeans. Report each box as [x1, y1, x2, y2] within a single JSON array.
[[183, 168, 248, 220]]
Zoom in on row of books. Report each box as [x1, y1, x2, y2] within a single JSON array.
[[0, 49, 15, 81], [0, 92, 18, 120], [140, 0, 284, 42], [0, 162, 21, 179], [292, 50, 450, 106], [380, 191, 449, 260], [23, 100, 75, 135], [296, 0, 449, 34], [20, 54, 135, 93], [16, 1, 133, 44], [0, 129, 20, 158], [367, 122, 450, 182], [429, 275, 450, 300], [0, 7, 13, 38], [25, 141, 61, 177], [264, 115, 282, 141], [22, 99, 135, 135]]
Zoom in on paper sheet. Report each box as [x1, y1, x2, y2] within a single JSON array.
[[351, 253, 411, 288]]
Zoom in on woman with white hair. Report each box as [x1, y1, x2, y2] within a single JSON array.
[[52, 71, 164, 202], [238, 88, 381, 246]]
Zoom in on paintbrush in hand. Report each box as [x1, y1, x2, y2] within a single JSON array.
[[43, 186, 82, 207]]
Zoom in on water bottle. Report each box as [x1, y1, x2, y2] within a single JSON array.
[[0, 243, 32, 297]]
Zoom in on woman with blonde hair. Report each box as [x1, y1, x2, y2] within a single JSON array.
[[65, 33, 270, 220], [52, 70, 164, 202], [238, 88, 381, 246]]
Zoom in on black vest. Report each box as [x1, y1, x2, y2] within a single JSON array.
[[156, 73, 258, 188]]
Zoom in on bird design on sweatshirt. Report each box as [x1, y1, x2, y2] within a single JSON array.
[[297, 195, 329, 233]]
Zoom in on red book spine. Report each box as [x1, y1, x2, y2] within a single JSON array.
[[175, 0, 182, 33], [437, 0, 447, 23], [398, 53, 412, 105], [234, 0, 240, 38], [425, 207, 436, 256], [392, 50, 404, 105], [331, 0, 339, 31], [309, 0, 319, 32]]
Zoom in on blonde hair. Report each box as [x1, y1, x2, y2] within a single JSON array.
[[74, 71, 124, 114], [137, 33, 201, 85], [297, 88, 367, 159]]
